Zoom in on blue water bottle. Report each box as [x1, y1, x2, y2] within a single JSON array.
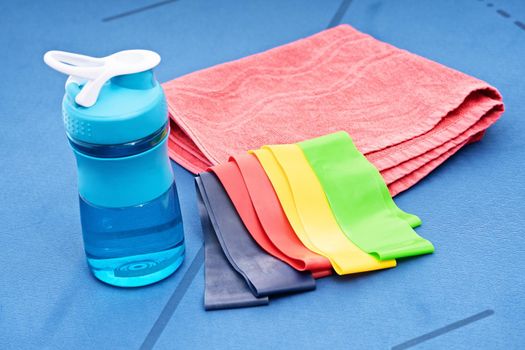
[[44, 50, 185, 287]]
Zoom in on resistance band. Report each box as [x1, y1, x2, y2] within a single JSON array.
[[299, 132, 434, 260], [211, 162, 316, 275], [252, 147, 396, 275], [198, 171, 316, 297], [231, 154, 333, 278], [195, 178, 269, 310]]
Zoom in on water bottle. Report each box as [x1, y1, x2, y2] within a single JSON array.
[[44, 50, 185, 287]]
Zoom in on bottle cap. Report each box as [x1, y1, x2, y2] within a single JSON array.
[[44, 50, 167, 145]]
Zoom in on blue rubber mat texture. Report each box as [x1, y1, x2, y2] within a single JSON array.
[[0, 0, 524, 349]]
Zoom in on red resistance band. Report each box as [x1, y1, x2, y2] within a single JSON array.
[[211, 155, 332, 278]]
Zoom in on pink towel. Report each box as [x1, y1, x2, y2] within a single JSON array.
[[163, 24, 504, 196]]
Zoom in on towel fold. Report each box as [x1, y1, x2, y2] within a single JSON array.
[[164, 24, 503, 195]]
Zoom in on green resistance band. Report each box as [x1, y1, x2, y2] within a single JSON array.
[[298, 131, 434, 260]]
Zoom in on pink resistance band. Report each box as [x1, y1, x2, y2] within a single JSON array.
[[211, 160, 331, 278], [231, 154, 333, 278]]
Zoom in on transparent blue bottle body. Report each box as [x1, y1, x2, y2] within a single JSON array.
[[79, 182, 185, 287]]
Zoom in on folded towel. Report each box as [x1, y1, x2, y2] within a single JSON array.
[[164, 24, 504, 195]]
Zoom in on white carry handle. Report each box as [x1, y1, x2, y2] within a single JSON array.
[[43, 50, 161, 107]]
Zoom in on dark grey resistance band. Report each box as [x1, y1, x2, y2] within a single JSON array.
[[195, 177, 269, 310], [198, 172, 316, 298]]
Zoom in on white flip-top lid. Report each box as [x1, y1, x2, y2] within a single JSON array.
[[43, 50, 161, 107]]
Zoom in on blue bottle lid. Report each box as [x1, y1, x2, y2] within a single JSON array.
[[44, 50, 167, 146]]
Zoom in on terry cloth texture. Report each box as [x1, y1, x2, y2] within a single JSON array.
[[164, 24, 504, 195]]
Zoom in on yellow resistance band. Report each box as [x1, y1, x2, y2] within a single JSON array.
[[250, 149, 319, 256], [252, 146, 396, 275]]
